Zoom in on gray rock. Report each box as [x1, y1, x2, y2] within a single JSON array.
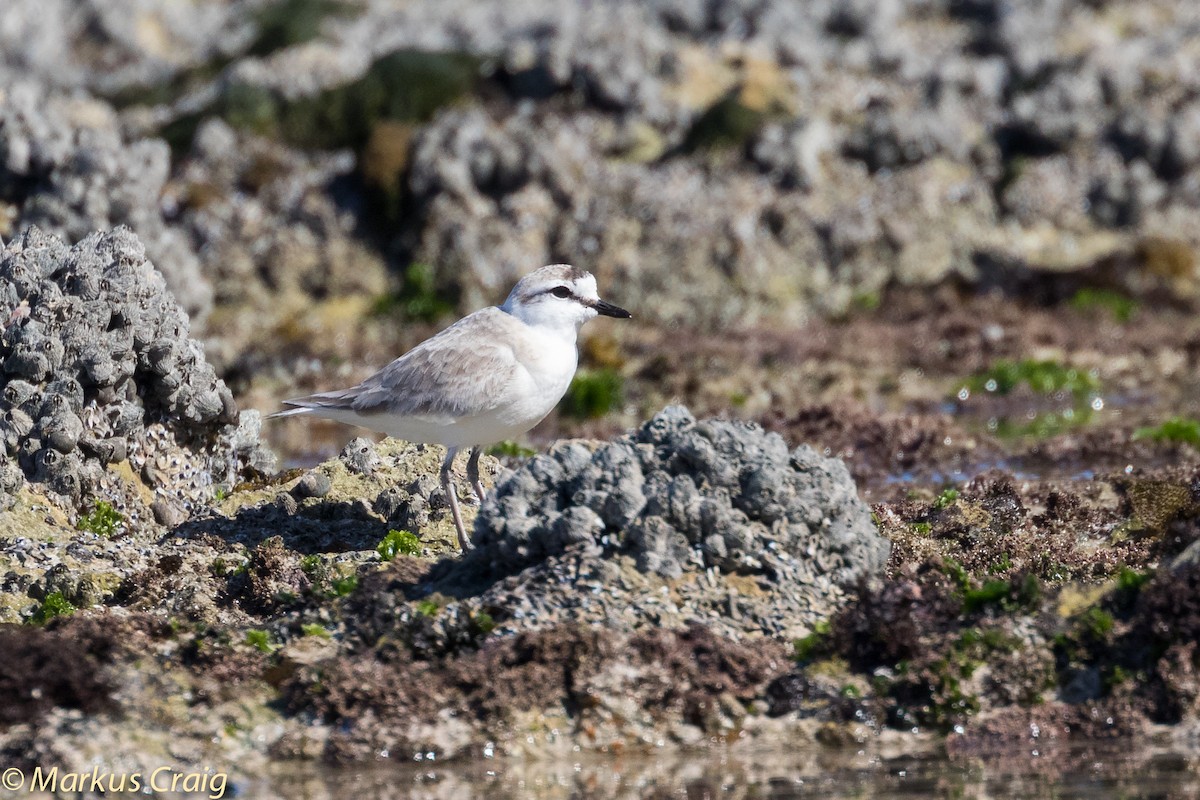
[[0, 226, 274, 514], [472, 407, 888, 582], [170, 120, 390, 372], [1, 0, 1198, 362], [375, 474, 441, 532], [440, 406, 890, 638], [39, 408, 83, 454], [151, 497, 189, 527]]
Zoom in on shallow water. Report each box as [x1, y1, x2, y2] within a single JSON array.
[[246, 745, 1200, 800]]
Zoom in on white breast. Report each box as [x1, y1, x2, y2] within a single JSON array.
[[494, 324, 579, 429]]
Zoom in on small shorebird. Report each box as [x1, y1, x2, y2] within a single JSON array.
[[272, 265, 630, 550]]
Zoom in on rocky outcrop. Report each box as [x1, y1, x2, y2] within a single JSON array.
[[475, 406, 885, 582], [0, 226, 271, 513], [346, 407, 892, 647]]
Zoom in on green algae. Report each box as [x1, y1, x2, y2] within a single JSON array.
[[561, 368, 625, 420], [933, 488, 959, 510], [1069, 288, 1137, 322], [965, 359, 1099, 397], [792, 619, 832, 663], [1134, 418, 1200, 448], [77, 500, 122, 538], [679, 92, 768, 155], [29, 592, 76, 625], [488, 441, 538, 458], [371, 263, 457, 323], [245, 628, 276, 652], [249, 0, 357, 57], [377, 529, 421, 561], [228, 49, 482, 150], [163, 47, 483, 156]]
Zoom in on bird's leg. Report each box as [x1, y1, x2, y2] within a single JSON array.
[[466, 445, 487, 504], [441, 447, 472, 551]]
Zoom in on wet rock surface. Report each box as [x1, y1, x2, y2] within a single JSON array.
[[0, 404, 891, 772], [5, 392, 1200, 787]]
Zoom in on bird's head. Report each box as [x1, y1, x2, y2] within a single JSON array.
[[501, 264, 631, 331]]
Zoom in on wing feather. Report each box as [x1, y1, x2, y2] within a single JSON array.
[[282, 309, 524, 419]]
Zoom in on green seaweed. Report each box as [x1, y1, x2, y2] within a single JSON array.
[[909, 627, 1021, 731], [487, 441, 538, 458], [965, 359, 1099, 398], [258, 49, 481, 149], [1104, 664, 1133, 690], [960, 573, 1046, 618], [933, 488, 959, 510], [1081, 606, 1115, 640], [680, 92, 767, 154], [249, 0, 356, 57], [561, 368, 624, 420], [963, 579, 1011, 614], [1115, 566, 1153, 595], [301, 623, 331, 638], [851, 291, 882, 312], [986, 406, 1096, 440], [377, 529, 421, 561], [301, 556, 360, 599], [77, 501, 122, 538], [372, 263, 457, 323], [1069, 288, 1137, 322], [792, 620, 832, 663], [941, 557, 971, 592], [300, 554, 324, 579], [245, 629, 275, 653], [29, 592, 76, 625], [960, 358, 1103, 441], [470, 611, 496, 636], [1134, 418, 1200, 448], [166, 48, 481, 154], [331, 575, 359, 597]]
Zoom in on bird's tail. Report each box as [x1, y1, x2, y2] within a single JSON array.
[[268, 388, 361, 421], [265, 405, 313, 420]]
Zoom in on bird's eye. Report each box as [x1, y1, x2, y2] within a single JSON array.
[[550, 286, 572, 299]]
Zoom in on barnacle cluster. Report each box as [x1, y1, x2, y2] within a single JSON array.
[[0, 226, 273, 519]]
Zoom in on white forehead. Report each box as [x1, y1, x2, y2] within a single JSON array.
[[571, 272, 599, 298], [511, 264, 597, 298]]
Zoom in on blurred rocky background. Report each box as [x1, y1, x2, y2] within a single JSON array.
[[2, 0, 1199, 463]]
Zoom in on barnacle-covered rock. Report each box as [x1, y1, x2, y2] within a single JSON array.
[[0, 226, 275, 520], [412, 406, 891, 641], [473, 406, 887, 581]]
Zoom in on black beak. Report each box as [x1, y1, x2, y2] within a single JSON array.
[[593, 299, 631, 319]]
